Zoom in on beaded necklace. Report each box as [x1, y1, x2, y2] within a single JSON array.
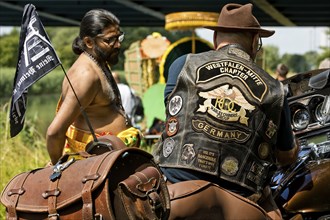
[[84, 51, 129, 126]]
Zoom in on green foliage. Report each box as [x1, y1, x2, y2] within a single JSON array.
[[0, 28, 20, 67], [47, 27, 79, 68], [0, 67, 16, 97], [0, 102, 49, 218], [282, 53, 310, 73], [263, 45, 281, 72], [317, 27, 330, 65], [304, 51, 319, 69], [0, 67, 64, 98]]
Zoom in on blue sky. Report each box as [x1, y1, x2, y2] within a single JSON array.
[[196, 27, 329, 56]]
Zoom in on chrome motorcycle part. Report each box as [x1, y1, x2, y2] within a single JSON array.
[[292, 108, 310, 130], [315, 102, 325, 122], [320, 95, 330, 125]]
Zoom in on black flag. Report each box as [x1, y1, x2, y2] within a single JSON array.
[[10, 4, 61, 137]]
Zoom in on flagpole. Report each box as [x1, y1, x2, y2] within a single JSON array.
[[59, 65, 98, 143]]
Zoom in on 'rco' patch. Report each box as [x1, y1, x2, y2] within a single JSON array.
[[196, 60, 267, 102], [197, 84, 255, 126], [192, 118, 250, 143]]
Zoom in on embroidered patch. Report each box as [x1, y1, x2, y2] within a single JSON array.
[[250, 161, 265, 174], [197, 84, 255, 126], [192, 118, 250, 143], [196, 60, 267, 102], [266, 120, 277, 139], [166, 117, 179, 137], [247, 161, 266, 185], [258, 142, 270, 159], [163, 138, 175, 158], [181, 144, 196, 164], [221, 156, 239, 176], [169, 95, 183, 116], [196, 149, 218, 172]]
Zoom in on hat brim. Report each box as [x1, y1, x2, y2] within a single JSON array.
[[204, 25, 275, 38]]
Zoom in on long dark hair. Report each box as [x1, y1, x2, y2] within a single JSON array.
[[72, 9, 120, 55]]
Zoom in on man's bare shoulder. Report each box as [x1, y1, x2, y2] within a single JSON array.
[[62, 55, 104, 97], [68, 57, 101, 82]]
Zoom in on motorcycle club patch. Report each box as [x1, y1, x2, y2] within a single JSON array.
[[168, 95, 183, 116], [196, 60, 267, 102], [221, 156, 239, 176], [192, 118, 250, 143], [196, 149, 218, 172], [247, 161, 266, 185], [180, 144, 196, 164], [166, 117, 179, 137], [258, 142, 270, 159], [163, 138, 175, 158], [266, 120, 277, 139], [196, 84, 255, 126]]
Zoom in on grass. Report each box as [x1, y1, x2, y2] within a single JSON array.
[[0, 102, 50, 218]]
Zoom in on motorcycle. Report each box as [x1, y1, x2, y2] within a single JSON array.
[[270, 68, 330, 220]]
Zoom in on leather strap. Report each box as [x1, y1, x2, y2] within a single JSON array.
[[7, 172, 30, 220], [81, 152, 111, 220], [44, 176, 60, 220]]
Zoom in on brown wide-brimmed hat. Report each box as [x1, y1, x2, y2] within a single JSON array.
[[204, 3, 275, 38]]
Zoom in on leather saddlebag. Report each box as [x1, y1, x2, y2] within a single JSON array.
[[0, 148, 170, 220], [168, 180, 270, 220]]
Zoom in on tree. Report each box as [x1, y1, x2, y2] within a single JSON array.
[[0, 28, 19, 67], [262, 45, 280, 72], [282, 53, 309, 73], [304, 51, 319, 70], [46, 27, 79, 68], [317, 27, 330, 66]]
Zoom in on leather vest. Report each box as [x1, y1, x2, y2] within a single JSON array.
[[154, 45, 284, 193]]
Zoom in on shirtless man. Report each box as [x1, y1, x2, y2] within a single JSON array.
[[46, 9, 139, 164]]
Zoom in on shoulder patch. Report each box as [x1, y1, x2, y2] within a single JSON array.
[[196, 60, 267, 102]]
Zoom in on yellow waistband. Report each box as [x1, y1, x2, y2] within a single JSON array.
[[65, 125, 141, 154]]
